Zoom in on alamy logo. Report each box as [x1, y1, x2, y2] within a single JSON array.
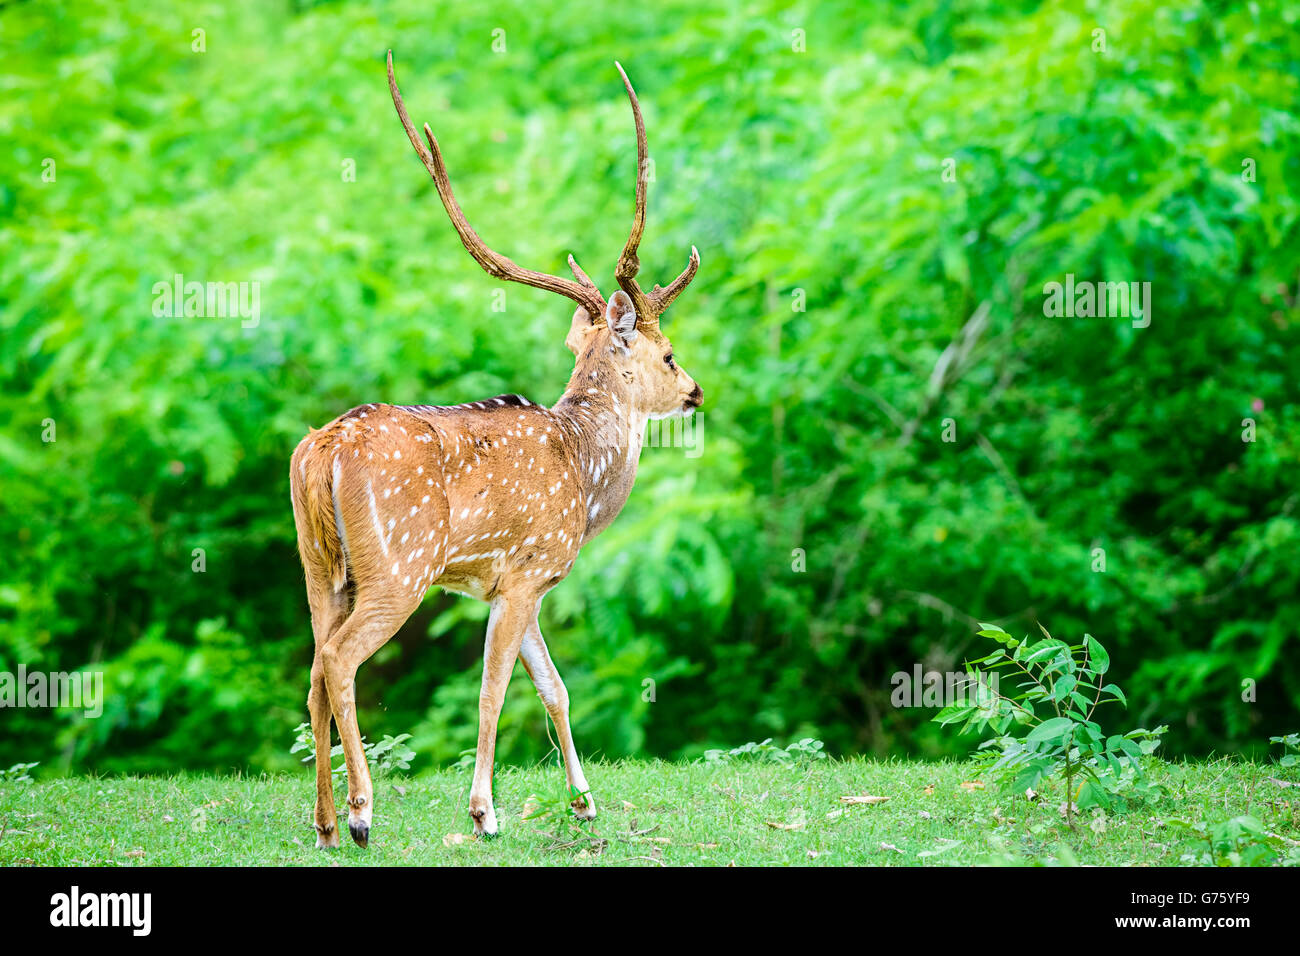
[[589, 410, 705, 458], [151, 272, 261, 328], [1043, 274, 1151, 328], [50, 886, 151, 936], [646, 413, 704, 458], [0, 665, 102, 718], [890, 665, 999, 708]]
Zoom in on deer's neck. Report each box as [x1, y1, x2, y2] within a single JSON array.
[[552, 359, 646, 543]]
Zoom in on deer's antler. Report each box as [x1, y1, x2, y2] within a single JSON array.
[[650, 245, 700, 314], [613, 62, 700, 324], [613, 61, 652, 323], [387, 51, 607, 319]]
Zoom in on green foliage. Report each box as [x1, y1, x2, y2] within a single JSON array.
[[1269, 733, 1300, 769], [702, 737, 827, 764], [1168, 815, 1300, 867], [451, 749, 477, 772], [291, 723, 416, 777], [520, 781, 592, 825], [934, 623, 1166, 825], [2, 0, 1298, 774], [1, 762, 39, 785], [365, 734, 417, 776]]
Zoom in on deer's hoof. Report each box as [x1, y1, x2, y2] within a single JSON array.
[[349, 819, 370, 848], [470, 804, 498, 838], [314, 822, 340, 850]]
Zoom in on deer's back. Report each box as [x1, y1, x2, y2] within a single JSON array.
[[294, 399, 586, 602]]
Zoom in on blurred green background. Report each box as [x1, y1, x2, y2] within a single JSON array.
[[2, 0, 1297, 774]]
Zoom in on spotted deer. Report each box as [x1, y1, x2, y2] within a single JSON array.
[[288, 52, 703, 847]]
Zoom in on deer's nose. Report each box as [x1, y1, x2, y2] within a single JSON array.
[[686, 383, 703, 408]]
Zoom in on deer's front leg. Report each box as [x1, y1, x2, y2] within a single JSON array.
[[519, 620, 596, 821], [469, 595, 530, 837]]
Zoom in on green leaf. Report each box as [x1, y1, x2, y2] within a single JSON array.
[[1012, 764, 1049, 792], [1101, 683, 1128, 707], [977, 624, 1019, 648], [1085, 634, 1110, 675], [933, 704, 976, 725], [1026, 716, 1075, 746], [1053, 675, 1077, 702], [1077, 779, 1107, 809], [1022, 641, 1067, 665], [1118, 738, 1144, 763]]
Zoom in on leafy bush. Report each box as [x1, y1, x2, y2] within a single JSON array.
[[703, 737, 827, 764], [935, 623, 1166, 826], [1169, 814, 1300, 867], [291, 723, 416, 777], [1270, 733, 1299, 770], [0, 762, 39, 785]]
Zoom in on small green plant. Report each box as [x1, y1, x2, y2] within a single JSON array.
[[933, 622, 1166, 829], [1269, 733, 1299, 770], [290, 723, 415, 777], [1168, 814, 1300, 867], [702, 737, 827, 764], [366, 734, 416, 774], [0, 762, 38, 784], [451, 748, 476, 772], [521, 782, 593, 824]]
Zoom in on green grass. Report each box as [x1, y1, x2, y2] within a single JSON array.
[[1, 758, 1295, 866]]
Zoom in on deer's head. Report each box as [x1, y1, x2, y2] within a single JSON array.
[[387, 53, 702, 419], [564, 291, 702, 420]]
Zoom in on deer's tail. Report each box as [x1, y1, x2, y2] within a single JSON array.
[[290, 434, 349, 594]]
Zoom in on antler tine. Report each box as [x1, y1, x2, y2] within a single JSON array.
[[566, 254, 602, 301], [613, 61, 654, 323], [649, 245, 700, 314], [387, 51, 607, 319]]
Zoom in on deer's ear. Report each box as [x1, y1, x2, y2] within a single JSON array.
[[565, 306, 596, 355], [605, 290, 637, 348]]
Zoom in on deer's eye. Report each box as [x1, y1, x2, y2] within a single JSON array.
[[664, 353, 675, 368]]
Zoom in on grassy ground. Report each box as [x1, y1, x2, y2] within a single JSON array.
[[1, 757, 1295, 866]]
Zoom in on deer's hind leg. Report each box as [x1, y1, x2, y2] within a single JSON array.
[[319, 588, 423, 848], [317, 427, 450, 847], [306, 583, 349, 848]]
